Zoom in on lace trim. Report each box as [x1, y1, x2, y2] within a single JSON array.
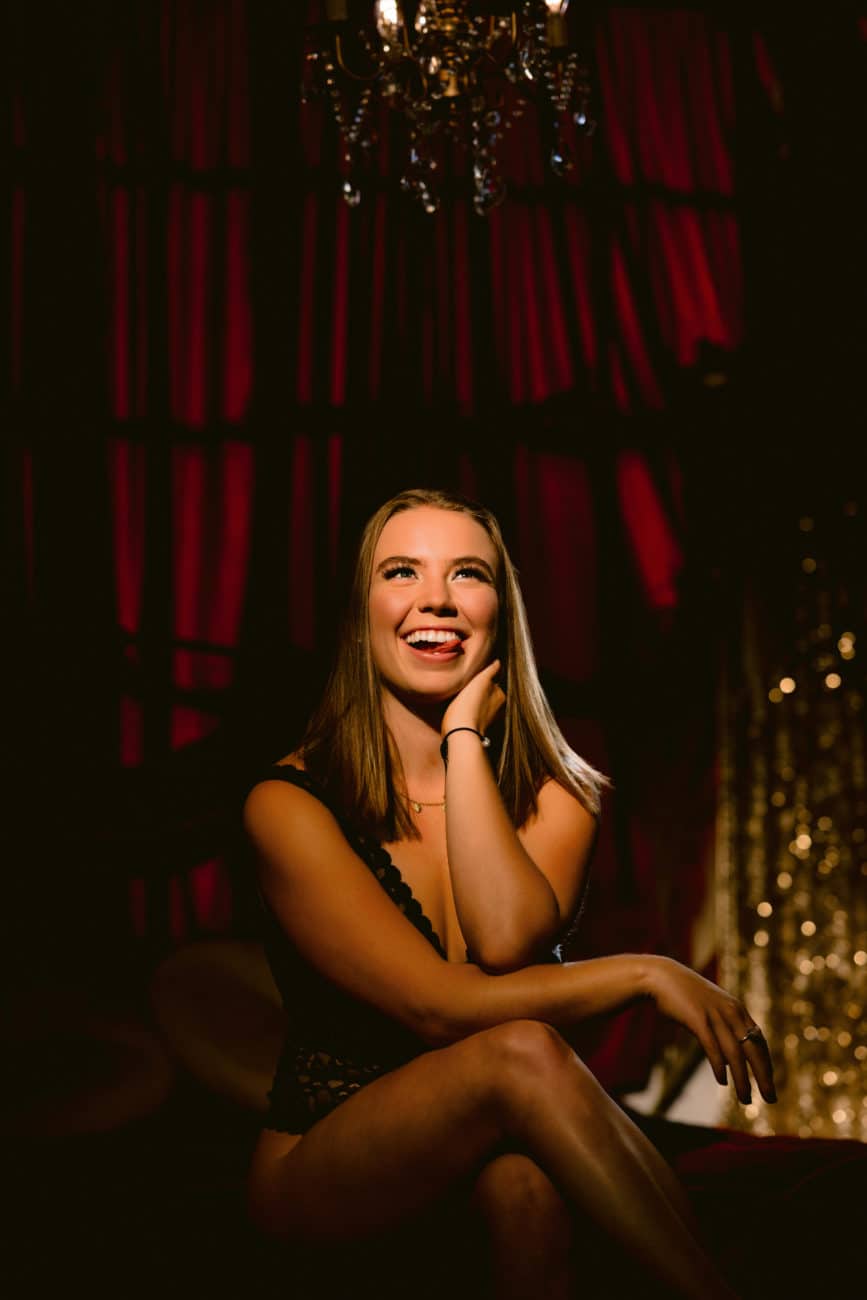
[[292, 1046, 389, 1119], [260, 764, 447, 959]]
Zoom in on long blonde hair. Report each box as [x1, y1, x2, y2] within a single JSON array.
[[301, 488, 608, 840]]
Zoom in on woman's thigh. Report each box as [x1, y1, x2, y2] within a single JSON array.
[[247, 1020, 577, 1243]]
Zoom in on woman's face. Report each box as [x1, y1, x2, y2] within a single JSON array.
[[368, 506, 500, 704]]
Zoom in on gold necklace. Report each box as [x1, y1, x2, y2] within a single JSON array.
[[404, 793, 446, 813]]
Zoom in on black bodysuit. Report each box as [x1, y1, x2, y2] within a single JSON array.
[[253, 764, 566, 1134]]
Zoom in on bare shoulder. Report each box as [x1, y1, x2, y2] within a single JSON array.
[[525, 778, 598, 835], [242, 758, 330, 857], [243, 750, 307, 824]]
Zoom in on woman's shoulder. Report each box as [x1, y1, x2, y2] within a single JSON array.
[[243, 752, 363, 844], [527, 776, 599, 830], [244, 752, 322, 820], [243, 756, 381, 894], [243, 754, 343, 852]]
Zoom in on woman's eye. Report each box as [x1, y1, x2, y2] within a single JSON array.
[[454, 566, 487, 581], [383, 565, 415, 579]]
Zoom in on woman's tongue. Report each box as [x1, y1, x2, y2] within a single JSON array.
[[409, 636, 462, 655]]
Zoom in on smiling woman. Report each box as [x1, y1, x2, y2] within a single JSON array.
[[299, 488, 605, 848], [242, 487, 774, 1299]]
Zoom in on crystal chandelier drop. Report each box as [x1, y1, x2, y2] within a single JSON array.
[[304, 1, 596, 215]]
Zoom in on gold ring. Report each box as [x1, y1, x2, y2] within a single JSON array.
[[738, 1026, 764, 1045]]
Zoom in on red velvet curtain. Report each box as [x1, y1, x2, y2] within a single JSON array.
[[8, 2, 777, 1087]]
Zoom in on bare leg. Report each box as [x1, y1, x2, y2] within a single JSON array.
[[469, 1153, 576, 1300], [496, 1022, 736, 1299], [248, 1020, 738, 1300]]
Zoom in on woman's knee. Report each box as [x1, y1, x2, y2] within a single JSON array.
[[476, 1018, 570, 1070], [471, 1019, 597, 1109]]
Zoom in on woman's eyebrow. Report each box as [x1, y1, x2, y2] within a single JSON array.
[[452, 554, 495, 575], [376, 554, 421, 573]]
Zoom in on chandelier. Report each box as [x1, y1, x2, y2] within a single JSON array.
[[304, 2, 596, 214]]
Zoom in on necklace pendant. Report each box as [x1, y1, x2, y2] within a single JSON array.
[[411, 800, 423, 814]]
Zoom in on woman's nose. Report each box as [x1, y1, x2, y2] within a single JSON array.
[[418, 574, 456, 614]]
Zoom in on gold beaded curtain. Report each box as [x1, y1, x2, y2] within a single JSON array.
[[716, 500, 867, 1139]]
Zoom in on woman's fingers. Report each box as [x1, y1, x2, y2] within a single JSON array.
[[707, 1009, 777, 1106], [709, 1010, 753, 1104], [743, 1032, 777, 1103], [693, 1014, 728, 1088], [728, 1016, 777, 1103], [476, 661, 505, 729], [717, 996, 777, 1103], [441, 660, 505, 734]]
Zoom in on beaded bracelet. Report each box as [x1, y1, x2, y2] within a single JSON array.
[[439, 727, 491, 763]]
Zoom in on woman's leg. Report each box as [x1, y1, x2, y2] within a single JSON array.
[[248, 1020, 738, 1300], [469, 1153, 576, 1300]]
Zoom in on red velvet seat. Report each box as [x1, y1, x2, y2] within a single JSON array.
[[619, 1106, 866, 1297]]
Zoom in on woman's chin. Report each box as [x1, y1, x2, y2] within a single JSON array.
[[383, 681, 457, 713], [407, 685, 458, 707]]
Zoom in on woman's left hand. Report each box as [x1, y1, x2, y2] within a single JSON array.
[[441, 659, 506, 738]]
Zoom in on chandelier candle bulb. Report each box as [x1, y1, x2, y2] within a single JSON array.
[[544, 0, 570, 48]]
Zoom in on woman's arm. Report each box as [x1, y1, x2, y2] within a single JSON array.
[[441, 661, 595, 971], [443, 729, 596, 970], [244, 779, 776, 1106]]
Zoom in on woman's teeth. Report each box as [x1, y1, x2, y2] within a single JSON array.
[[404, 631, 463, 653]]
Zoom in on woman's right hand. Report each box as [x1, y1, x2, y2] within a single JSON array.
[[441, 659, 505, 739], [642, 955, 777, 1106]]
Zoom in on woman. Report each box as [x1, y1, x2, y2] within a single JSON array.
[[243, 488, 775, 1299]]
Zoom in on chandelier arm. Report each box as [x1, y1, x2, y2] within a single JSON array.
[[396, 1, 415, 58], [473, 46, 498, 70], [397, 51, 429, 105], [334, 32, 382, 82]]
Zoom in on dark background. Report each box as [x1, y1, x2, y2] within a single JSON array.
[[5, 3, 867, 1296]]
